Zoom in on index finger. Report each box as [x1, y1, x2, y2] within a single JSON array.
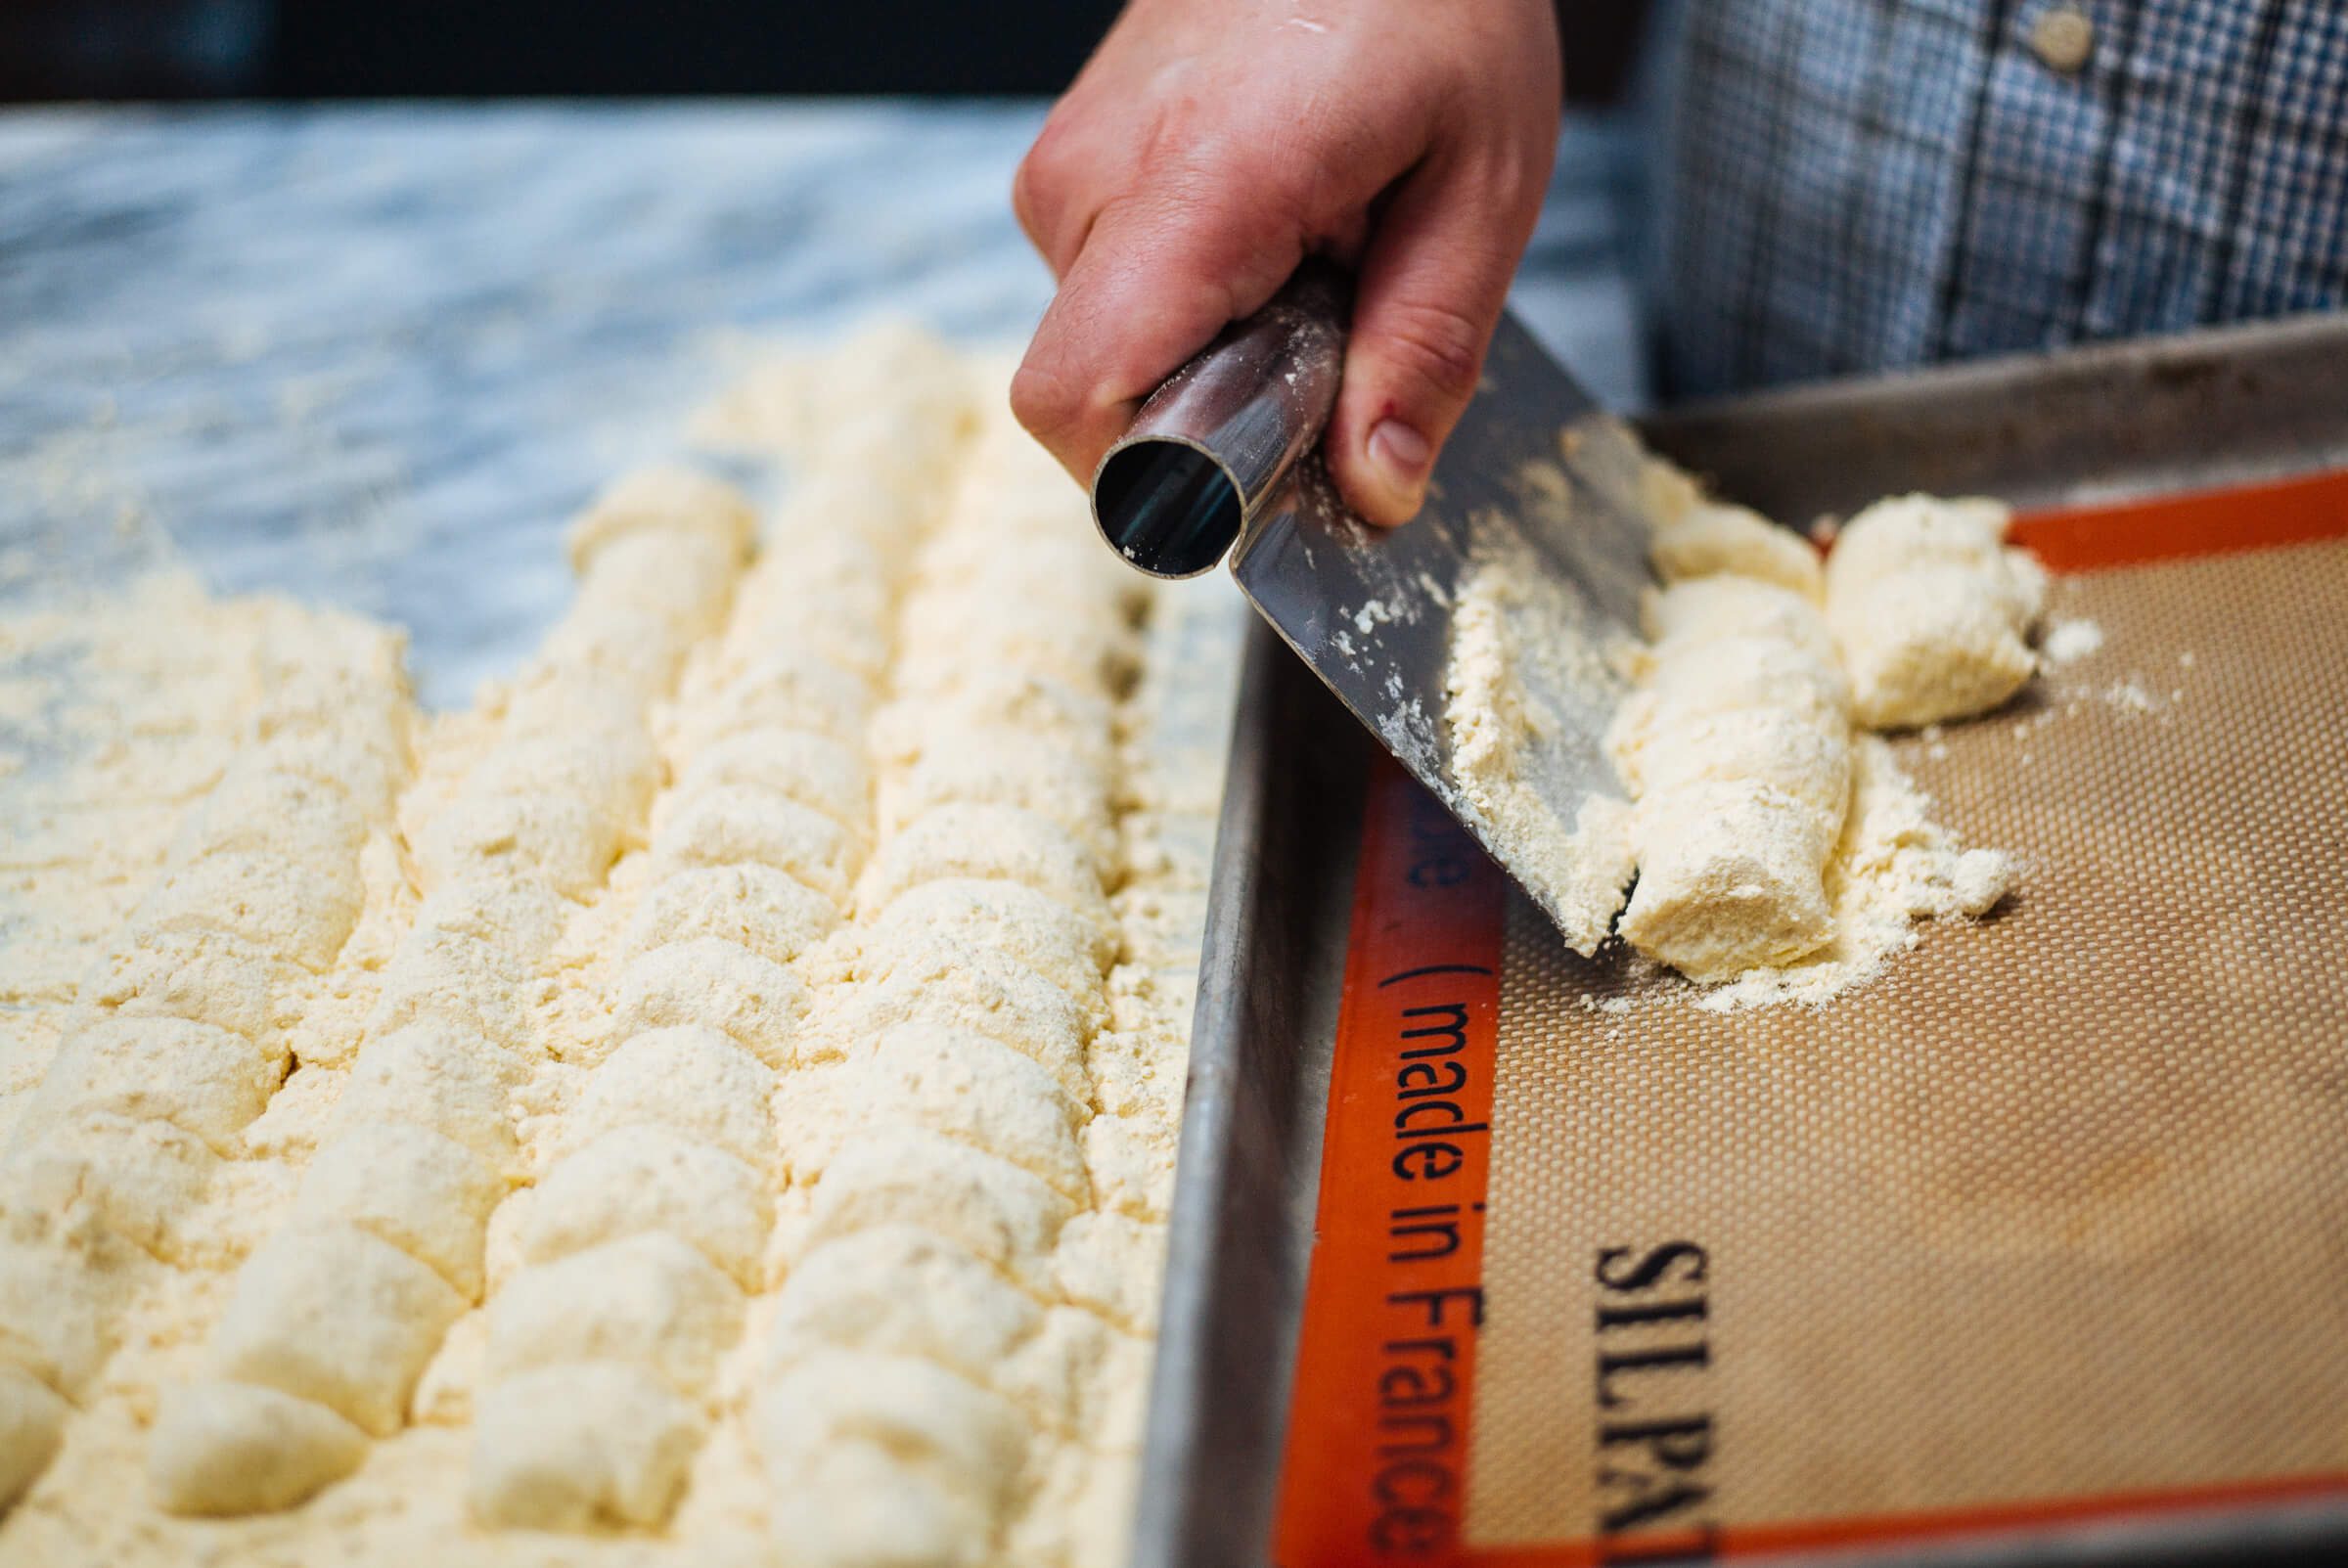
[[1011, 187, 1302, 484]]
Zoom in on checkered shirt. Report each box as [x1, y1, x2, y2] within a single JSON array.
[[1651, 0, 2348, 398]]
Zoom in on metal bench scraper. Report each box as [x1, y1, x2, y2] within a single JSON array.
[[1089, 261, 1654, 939]]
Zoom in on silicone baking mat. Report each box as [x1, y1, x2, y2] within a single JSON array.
[[1273, 469, 2348, 1566]]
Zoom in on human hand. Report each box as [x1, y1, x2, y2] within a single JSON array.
[[1010, 0, 1561, 526]]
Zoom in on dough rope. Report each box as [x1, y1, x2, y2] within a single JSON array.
[[750, 402, 1154, 1568], [144, 469, 749, 1517], [0, 620, 413, 1510], [467, 327, 978, 1534], [1611, 577, 1855, 980]]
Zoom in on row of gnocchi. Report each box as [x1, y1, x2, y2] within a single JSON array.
[[141, 470, 755, 1515], [745, 404, 1163, 1568], [460, 338, 983, 1532], [0, 619, 414, 1507]]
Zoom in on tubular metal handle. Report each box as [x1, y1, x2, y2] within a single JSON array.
[[1089, 261, 1350, 579]]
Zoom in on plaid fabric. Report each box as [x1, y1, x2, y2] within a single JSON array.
[[1652, 0, 2348, 398]]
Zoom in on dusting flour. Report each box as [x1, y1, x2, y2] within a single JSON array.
[[2040, 617, 2104, 667], [1443, 545, 1637, 956], [1693, 738, 2013, 1010]]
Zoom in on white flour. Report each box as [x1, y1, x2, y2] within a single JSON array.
[[1693, 737, 2014, 1011], [2040, 616, 2105, 667], [1444, 542, 1637, 956]]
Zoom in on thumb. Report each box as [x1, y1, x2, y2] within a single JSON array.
[[1325, 152, 1546, 525]]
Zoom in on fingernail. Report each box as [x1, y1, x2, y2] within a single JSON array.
[[1368, 418, 1431, 503]]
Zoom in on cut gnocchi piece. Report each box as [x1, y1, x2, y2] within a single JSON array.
[[1612, 579, 1854, 981], [626, 862, 839, 969], [4, 1111, 217, 1260], [519, 1125, 770, 1290], [563, 1025, 775, 1171], [824, 932, 1097, 1095], [566, 464, 756, 576], [801, 1130, 1073, 1287], [366, 927, 539, 1056], [334, 1020, 526, 1179], [1825, 493, 2048, 728], [671, 648, 872, 761], [754, 1351, 1026, 1524], [840, 1024, 1088, 1201], [292, 1122, 503, 1299], [208, 1225, 467, 1436], [26, 1016, 279, 1158], [137, 849, 361, 972], [84, 926, 281, 1047], [766, 1226, 1041, 1389], [147, 1379, 368, 1515], [856, 802, 1106, 920], [606, 938, 811, 1070], [483, 1232, 743, 1399], [469, 1363, 703, 1531], [414, 790, 618, 901], [869, 879, 1113, 1002], [676, 727, 870, 837], [652, 784, 860, 905]]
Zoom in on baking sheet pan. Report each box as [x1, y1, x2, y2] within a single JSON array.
[[1137, 310, 2348, 1568]]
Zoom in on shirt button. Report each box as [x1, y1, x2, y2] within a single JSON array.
[[2031, 7, 2096, 73]]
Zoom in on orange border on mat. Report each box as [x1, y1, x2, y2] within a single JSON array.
[[1270, 469, 2348, 1566], [1459, 1472, 2348, 1567], [2009, 464, 2348, 570], [1273, 753, 1508, 1568]]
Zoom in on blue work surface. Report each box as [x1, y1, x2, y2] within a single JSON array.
[[0, 103, 1648, 707]]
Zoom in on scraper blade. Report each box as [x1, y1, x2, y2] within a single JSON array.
[[1089, 263, 1655, 941]]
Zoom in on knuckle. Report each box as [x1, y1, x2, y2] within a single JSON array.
[[1227, 129, 1329, 227], [1009, 359, 1081, 446], [1010, 155, 1046, 235], [1290, 94, 1385, 198], [1016, 109, 1099, 216], [1484, 139, 1555, 221], [1376, 298, 1487, 406], [1025, 108, 1079, 177], [1263, 159, 1328, 231], [1013, 132, 1069, 234]]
